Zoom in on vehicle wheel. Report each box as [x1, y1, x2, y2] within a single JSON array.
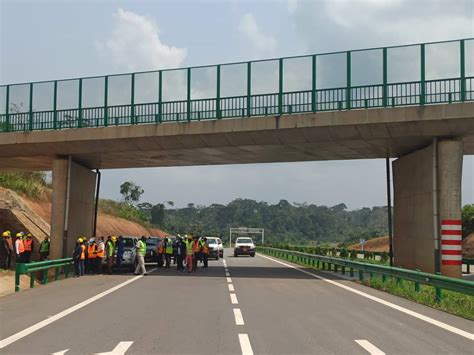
[[220, 252, 224, 258], [251, 253, 255, 257], [216, 254, 219, 260], [234, 253, 238, 257]]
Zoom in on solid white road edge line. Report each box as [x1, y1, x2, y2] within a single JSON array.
[[0, 269, 158, 349], [51, 349, 69, 355], [354, 340, 385, 355], [228, 284, 235, 292], [238, 334, 254, 355], [257, 253, 474, 340], [227, 277, 232, 283], [230, 293, 239, 304], [234, 308, 244, 325]]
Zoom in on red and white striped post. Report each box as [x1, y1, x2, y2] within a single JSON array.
[[440, 220, 462, 277]]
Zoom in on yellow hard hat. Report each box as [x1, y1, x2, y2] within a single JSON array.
[[78, 238, 83, 243], [2, 231, 11, 237], [26, 233, 32, 238], [16, 232, 24, 238], [111, 236, 117, 241]]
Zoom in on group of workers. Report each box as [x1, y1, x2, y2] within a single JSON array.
[[72, 236, 122, 277], [154, 234, 210, 273], [0, 230, 50, 269]]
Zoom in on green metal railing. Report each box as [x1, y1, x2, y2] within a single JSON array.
[[15, 258, 73, 292], [1, 38, 473, 133], [257, 247, 474, 301]]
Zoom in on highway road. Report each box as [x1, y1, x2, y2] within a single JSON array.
[[0, 249, 472, 354]]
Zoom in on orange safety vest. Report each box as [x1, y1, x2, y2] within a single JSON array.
[[23, 239, 33, 251], [202, 244, 208, 254], [88, 245, 96, 259], [80, 245, 86, 260], [96, 242, 105, 258], [158, 244, 164, 254], [17, 239, 25, 254], [193, 241, 200, 253]]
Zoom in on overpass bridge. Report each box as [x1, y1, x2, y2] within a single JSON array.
[[0, 39, 473, 278]]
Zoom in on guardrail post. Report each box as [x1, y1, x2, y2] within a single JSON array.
[[382, 47, 388, 107], [216, 65, 221, 119], [341, 266, 345, 275], [29, 83, 33, 131], [187, 68, 191, 122], [55, 267, 60, 281], [382, 274, 387, 283], [350, 267, 354, 277], [435, 272, 442, 301], [334, 264, 338, 273], [30, 272, 35, 289], [278, 58, 283, 115], [53, 80, 58, 130], [104, 76, 109, 127], [247, 62, 251, 117], [15, 263, 20, 292], [369, 272, 373, 280], [65, 264, 70, 278], [346, 51, 351, 110], [131, 73, 136, 124], [358, 269, 364, 281], [415, 281, 420, 293], [78, 78, 83, 128], [312, 54, 317, 112], [460, 39, 466, 102], [43, 269, 49, 284], [312, 259, 315, 267], [420, 44, 425, 105]]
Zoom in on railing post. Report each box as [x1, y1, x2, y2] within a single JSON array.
[[460, 39, 466, 102], [435, 272, 442, 302], [43, 269, 49, 284], [29, 83, 33, 131], [53, 80, 58, 130], [30, 272, 35, 289], [334, 264, 338, 273], [420, 44, 425, 105], [131, 73, 136, 124], [346, 51, 351, 110], [15, 263, 20, 292], [55, 267, 60, 281], [65, 264, 70, 278], [278, 58, 283, 115], [358, 269, 364, 281], [350, 267, 354, 277], [158, 71, 163, 123], [78, 78, 83, 128], [104, 76, 109, 127], [312, 54, 317, 112], [216, 65, 221, 119], [187, 68, 191, 122], [247, 62, 251, 117], [383, 47, 388, 107]]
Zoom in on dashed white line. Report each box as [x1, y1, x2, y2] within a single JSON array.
[[233, 308, 244, 325], [258, 253, 474, 340], [225, 272, 231, 277], [0, 269, 157, 350], [238, 334, 254, 355], [226, 277, 232, 283], [230, 293, 239, 304], [355, 340, 385, 355], [228, 284, 235, 292]]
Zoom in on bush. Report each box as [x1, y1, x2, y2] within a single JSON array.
[[0, 172, 49, 199], [99, 199, 148, 224], [339, 247, 348, 258]]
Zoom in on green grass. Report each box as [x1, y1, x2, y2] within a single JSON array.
[[0, 172, 50, 199], [98, 199, 148, 225], [365, 277, 474, 320], [261, 249, 474, 320]]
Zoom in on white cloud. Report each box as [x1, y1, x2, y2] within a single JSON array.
[[238, 13, 277, 56], [96, 8, 187, 72]]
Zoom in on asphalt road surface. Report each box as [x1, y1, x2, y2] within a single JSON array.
[[0, 249, 472, 355]]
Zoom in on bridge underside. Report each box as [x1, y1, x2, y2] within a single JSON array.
[[0, 103, 473, 171]]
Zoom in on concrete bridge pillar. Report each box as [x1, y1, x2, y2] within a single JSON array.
[[50, 158, 97, 260], [393, 139, 463, 278]]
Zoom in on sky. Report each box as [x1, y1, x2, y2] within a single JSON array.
[[1, 0, 473, 209]]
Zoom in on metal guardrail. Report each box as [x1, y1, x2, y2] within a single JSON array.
[[1, 38, 473, 133], [464, 258, 474, 274], [15, 258, 73, 292], [257, 247, 474, 300]]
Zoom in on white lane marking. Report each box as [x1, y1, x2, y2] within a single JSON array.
[[227, 277, 232, 283], [233, 308, 244, 325], [225, 272, 231, 277], [355, 340, 385, 355], [258, 254, 474, 341], [223, 259, 227, 266], [238, 334, 254, 355], [95, 341, 133, 355], [51, 349, 69, 355], [228, 283, 235, 292], [230, 293, 239, 304], [0, 269, 157, 349]]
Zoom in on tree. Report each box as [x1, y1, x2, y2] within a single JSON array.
[[166, 201, 175, 207], [462, 204, 474, 238], [119, 181, 144, 205], [151, 203, 165, 226]]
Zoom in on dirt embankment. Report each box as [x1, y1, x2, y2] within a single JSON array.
[[349, 234, 474, 258]]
